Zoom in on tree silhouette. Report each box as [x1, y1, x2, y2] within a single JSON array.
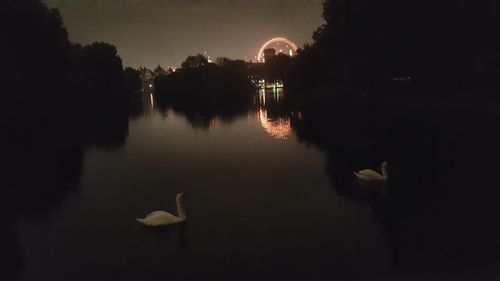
[[124, 67, 142, 97], [181, 54, 209, 69], [289, 0, 500, 98], [73, 42, 125, 92], [265, 53, 293, 81], [154, 64, 167, 77], [1, 0, 132, 149], [154, 56, 254, 128], [1, 0, 70, 84]]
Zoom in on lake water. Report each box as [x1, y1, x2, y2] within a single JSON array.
[[3, 90, 500, 281]]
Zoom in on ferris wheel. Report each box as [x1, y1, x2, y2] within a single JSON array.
[[256, 37, 298, 63]]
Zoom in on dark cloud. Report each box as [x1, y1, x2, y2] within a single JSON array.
[[43, 0, 324, 68]]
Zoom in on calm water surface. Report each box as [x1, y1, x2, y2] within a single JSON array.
[[7, 92, 390, 281], [6, 91, 500, 281]]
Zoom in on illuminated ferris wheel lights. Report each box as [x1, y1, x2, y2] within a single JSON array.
[[257, 37, 298, 63]]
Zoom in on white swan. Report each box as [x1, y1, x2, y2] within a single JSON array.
[[354, 161, 388, 185], [137, 193, 186, 226]]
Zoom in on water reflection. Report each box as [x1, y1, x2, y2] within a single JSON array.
[[151, 85, 294, 139], [290, 101, 500, 278], [256, 88, 291, 139], [8, 83, 499, 280], [153, 88, 252, 130], [152, 85, 293, 138], [0, 89, 130, 280], [0, 145, 84, 281], [258, 108, 291, 140]]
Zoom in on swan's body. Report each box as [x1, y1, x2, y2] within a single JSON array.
[[137, 193, 186, 226], [354, 162, 388, 185]]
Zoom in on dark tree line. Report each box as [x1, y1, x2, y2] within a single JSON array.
[[250, 53, 294, 83], [0, 2, 142, 278], [0, 0, 141, 148], [285, 1, 500, 277], [288, 0, 500, 101], [154, 55, 255, 128]]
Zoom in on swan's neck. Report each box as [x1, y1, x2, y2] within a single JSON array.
[[176, 195, 186, 220], [381, 163, 388, 178]]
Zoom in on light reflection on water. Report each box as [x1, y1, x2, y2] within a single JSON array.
[[258, 108, 291, 140], [5, 87, 391, 281], [257, 87, 291, 140], [6, 81, 500, 280]]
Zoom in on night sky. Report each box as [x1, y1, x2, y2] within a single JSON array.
[[43, 0, 324, 68]]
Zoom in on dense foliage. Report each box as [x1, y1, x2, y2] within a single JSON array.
[[0, 0, 141, 147], [288, 0, 500, 100], [153, 56, 255, 128]]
